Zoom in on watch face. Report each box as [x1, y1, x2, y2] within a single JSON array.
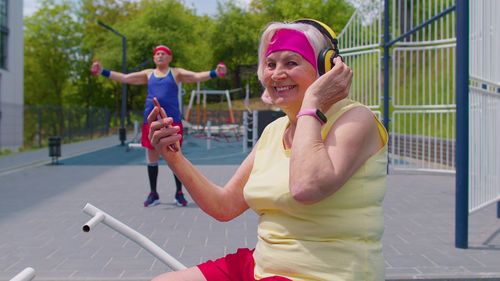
[[316, 109, 328, 123]]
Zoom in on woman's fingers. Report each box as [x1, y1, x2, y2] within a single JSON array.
[[150, 117, 175, 131], [158, 135, 182, 150], [160, 107, 168, 119], [147, 106, 160, 125], [149, 125, 181, 146]]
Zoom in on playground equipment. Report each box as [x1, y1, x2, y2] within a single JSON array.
[[9, 267, 35, 281], [126, 120, 142, 151], [82, 203, 187, 271], [183, 84, 249, 149], [185, 87, 239, 126], [242, 110, 258, 153]]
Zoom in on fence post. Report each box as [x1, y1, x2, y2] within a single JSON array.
[[382, 0, 390, 132], [252, 110, 258, 147], [497, 202, 500, 219], [37, 109, 42, 147], [455, 0, 469, 249], [242, 111, 248, 153], [206, 120, 211, 150]]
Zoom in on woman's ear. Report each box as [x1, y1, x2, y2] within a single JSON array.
[[261, 90, 273, 105]]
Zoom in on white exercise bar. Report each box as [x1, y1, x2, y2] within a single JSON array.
[[9, 267, 35, 281], [82, 203, 187, 271]]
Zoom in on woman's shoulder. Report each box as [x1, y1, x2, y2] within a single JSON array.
[[264, 114, 288, 131], [324, 99, 372, 121], [322, 99, 381, 137]]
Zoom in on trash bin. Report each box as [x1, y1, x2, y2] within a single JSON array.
[[48, 136, 61, 164], [119, 127, 126, 146]]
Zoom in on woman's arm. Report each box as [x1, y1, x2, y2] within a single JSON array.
[[290, 107, 383, 204], [289, 57, 384, 204], [148, 106, 252, 221]]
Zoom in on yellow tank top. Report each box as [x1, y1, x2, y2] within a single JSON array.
[[244, 99, 388, 281]]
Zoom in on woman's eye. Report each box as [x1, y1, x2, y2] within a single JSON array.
[[287, 61, 298, 66], [267, 62, 276, 68]]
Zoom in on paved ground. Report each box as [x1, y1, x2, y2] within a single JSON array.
[[1, 133, 499, 281]]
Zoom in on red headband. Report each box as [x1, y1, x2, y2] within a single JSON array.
[[153, 45, 172, 56]]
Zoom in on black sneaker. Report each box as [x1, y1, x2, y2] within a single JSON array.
[[175, 191, 188, 207], [144, 192, 160, 207]]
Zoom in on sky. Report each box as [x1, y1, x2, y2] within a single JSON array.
[[23, 0, 250, 17]]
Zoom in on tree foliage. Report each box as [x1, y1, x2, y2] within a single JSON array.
[[23, 0, 356, 117], [24, 0, 82, 106]]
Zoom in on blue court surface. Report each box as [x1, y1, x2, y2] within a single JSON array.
[[60, 132, 249, 166]]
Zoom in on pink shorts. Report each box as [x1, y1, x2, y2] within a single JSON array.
[[141, 122, 183, 150], [197, 248, 291, 281]]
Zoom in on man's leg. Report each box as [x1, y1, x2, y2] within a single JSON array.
[[174, 174, 187, 206], [144, 148, 161, 207], [172, 121, 187, 206]]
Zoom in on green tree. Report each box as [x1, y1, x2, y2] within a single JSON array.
[[24, 0, 82, 107], [23, 0, 357, 134], [78, 0, 143, 122], [24, 0, 84, 137], [211, 1, 265, 91], [251, 0, 354, 33]]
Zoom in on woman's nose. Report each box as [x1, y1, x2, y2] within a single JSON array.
[[271, 68, 287, 80]]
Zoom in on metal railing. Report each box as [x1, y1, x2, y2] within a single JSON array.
[[469, 83, 500, 213], [0, 103, 113, 150], [467, 0, 500, 214]]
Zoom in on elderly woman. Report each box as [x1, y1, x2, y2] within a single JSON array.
[[149, 20, 388, 281]]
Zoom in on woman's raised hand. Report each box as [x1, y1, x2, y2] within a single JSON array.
[[147, 104, 182, 155], [303, 56, 353, 112]]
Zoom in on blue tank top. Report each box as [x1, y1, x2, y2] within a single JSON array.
[[143, 69, 181, 123]]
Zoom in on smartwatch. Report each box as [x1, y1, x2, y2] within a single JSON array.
[[296, 109, 327, 125]]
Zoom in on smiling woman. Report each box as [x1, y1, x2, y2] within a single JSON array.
[[148, 19, 387, 281]]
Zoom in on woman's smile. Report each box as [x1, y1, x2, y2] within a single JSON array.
[[274, 85, 297, 93]]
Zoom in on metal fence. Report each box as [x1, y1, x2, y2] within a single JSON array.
[[338, 0, 457, 173], [469, 83, 500, 213], [341, 0, 499, 248], [338, 9, 383, 120], [389, 0, 456, 173], [468, 0, 500, 213], [0, 102, 113, 150], [390, 42, 456, 172]]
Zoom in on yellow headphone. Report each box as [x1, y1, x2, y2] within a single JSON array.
[[293, 19, 340, 76]]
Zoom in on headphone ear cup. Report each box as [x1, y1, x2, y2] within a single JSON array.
[[317, 48, 336, 76]]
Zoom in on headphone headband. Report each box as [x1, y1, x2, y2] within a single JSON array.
[[293, 19, 340, 76], [293, 19, 338, 47]]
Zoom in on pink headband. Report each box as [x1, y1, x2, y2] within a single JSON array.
[[265, 29, 317, 70], [153, 45, 172, 56]]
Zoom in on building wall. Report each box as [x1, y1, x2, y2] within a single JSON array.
[[0, 0, 24, 151]]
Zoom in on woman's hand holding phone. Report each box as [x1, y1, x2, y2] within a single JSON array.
[[151, 97, 180, 152]]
